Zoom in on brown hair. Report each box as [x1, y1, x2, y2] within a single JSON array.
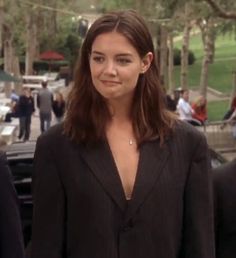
[[64, 10, 176, 147]]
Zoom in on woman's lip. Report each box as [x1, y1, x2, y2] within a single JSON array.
[[101, 80, 121, 83], [100, 80, 121, 85]]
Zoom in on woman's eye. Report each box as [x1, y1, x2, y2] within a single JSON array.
[[92, 56, 104, 63], [117, 58, 131, 65]]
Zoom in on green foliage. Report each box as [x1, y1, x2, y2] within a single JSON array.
[[98, 0, 135, 12], [64, 33, 82, 69]]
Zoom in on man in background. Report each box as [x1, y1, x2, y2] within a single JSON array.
[[37, 81, 53, 133]]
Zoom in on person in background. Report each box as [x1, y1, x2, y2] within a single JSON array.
[[10, 89, 19, 103], [18, 87, 35, 141], [0, 151, 25, 258], [4, 89, 20, 123], [37, 80, 53, 133], [52, 92, 65, 123], [221, 94, 236, 130], [191, 95, 208, 125], [176, 89, 201, 125], [31, 10, 215, 258], [165, 93, 176, 111], [213, 159, 236, 258], [222, 94, 236, 120]]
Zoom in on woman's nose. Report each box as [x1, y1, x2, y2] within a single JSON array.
[[103, 61, 117, 75]]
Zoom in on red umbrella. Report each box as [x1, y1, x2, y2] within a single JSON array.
[[39, 51, 64, 72], [39, 50, 64, 61]]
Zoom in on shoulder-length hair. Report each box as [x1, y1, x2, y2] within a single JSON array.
[[64, 9, 176, 147]]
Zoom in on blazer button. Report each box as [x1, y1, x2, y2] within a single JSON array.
[[122, 220, 133, 232]]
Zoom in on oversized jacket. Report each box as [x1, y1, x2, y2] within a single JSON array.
[[0, 151, 25, 258], [31, 121, 215, 258], [213, 159, 236, 258]]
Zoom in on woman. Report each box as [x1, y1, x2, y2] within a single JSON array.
[[52, 92, 65, 123], [0, 151, 25, 258], [191, 95, 208, 125], [31, 10, 215, 258]]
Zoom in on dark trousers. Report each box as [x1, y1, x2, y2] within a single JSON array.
[[39, 112, 51, 133], [18, 116, 31, 141]]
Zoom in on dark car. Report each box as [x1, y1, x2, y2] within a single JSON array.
[[1, 141, 227, 247], [3, 141, 35, 247]]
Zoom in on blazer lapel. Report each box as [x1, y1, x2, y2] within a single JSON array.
[[125, 139, 170, 222], [78, 141, 127, 212]]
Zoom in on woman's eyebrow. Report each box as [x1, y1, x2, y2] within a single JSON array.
[[116, 53, 133, 57], [91, 51, 104, 55]]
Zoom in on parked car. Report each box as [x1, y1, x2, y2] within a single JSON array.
[[3, 141, 35, 247], [1, 140, 227, 247]]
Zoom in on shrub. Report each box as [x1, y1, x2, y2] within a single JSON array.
[[173, 48, 196, 66]]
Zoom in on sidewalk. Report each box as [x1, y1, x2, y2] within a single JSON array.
[[29, 111, 58, 141], [189, 87, 230, 102]]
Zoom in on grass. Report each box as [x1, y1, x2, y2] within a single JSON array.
[[173, 33, 236, 93], [173, 33, 236, 121], [207, 100, 229, 121], [173, 59, 236, 93]]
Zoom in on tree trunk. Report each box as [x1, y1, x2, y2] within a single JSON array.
[[180, 22, 191, 90], [168, 33, 175, 93], [159, 25, 168, 88], [3, 24, 14, 97], [180, 3, 192, 90], [199, 20, 216, 98], [25, 14, 37, 75], [199, 46, 210, 98], [13, 56, 22, 95], [0, 0, 4, 55]]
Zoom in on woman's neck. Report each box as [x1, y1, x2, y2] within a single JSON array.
[[107, 98, 132, 121]]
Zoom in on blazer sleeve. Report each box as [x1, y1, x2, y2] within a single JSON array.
[[0, 152, 25, 258], [31, 135, 66, 258], [180, 136, 215, 258]]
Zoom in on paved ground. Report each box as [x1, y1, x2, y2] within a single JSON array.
[[189, 88, 229, 102], [29, 111, 55, 141]]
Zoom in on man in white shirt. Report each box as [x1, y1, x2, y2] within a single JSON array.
[[177, 89, 201, 126]]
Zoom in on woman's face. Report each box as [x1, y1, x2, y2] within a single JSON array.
[[89, 31, 152, 102]]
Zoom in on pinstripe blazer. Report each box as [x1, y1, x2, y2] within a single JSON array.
[[213, 159, 236, 258], [31, 121, 215, 258], [0, 151, 25, 258]]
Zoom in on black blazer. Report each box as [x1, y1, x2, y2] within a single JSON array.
[[0, 151, 25, 258], [213, 159, 236, 258], [31, 121, 215, 258]]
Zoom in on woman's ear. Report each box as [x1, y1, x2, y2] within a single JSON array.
[[140, 52, 153, 74]]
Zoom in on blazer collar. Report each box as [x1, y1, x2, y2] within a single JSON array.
[[124, 139, 170, 222], [78, 139, 170, 217], [78, 141, 127, 211]]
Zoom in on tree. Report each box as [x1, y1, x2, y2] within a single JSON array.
[[197, 17, 217, 97], [203, 0, 236, 20], [202, 0, 236, 104], [167, 32, 175, 93], [0, 0, 3, 56]]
